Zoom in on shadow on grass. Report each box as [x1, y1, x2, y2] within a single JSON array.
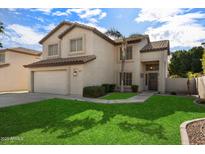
[[0, 95, 205, 141], [42, 117, 99, 138], [118, 121, 167, 140]]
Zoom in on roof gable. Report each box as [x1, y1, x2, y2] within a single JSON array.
[[58, 22, 116, 45], [0, 47, 41, 56], [140, 40, 170, 55], [39, 21, 73, 44]]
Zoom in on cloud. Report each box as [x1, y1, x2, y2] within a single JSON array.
[[55, 8, 107, 23], [7, 8, 17, 11], [1, 24, 45, 50], [74, 21, 107, 33], [135, 9, 205, 49], [135, 8, 183, 23], [43, 23, 56, 31], [52, 11, 68, 16], [31, 8, 53, 15], [35, 17, 44, 22]]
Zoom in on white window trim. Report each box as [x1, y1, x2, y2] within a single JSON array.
[[118, 45, 134, 63], [47, 43, 59, 58], [68, 35, 85, 56], [119, 72, 133, 87], [0, 53, 5, 64]]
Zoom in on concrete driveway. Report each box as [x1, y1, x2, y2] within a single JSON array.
[[0, 92, 57, 108]]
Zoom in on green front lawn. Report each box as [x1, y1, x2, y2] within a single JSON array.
[[0, 95, 205, 144], [101, 92, 137, 100]]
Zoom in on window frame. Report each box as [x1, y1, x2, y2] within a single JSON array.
[[145, 64, 159, 71], [0, 53, 5, 64], [48, 44, 59, 57], [119, 46, 133, 60], [70, 37, 83, 52], [119, 72, 132, 86]]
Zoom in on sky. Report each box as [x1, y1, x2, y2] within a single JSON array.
[[0, 8, 205, 51]]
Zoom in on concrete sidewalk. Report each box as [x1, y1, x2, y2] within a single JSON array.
[[59, 91, 155, 104], [0, 91, 155, 108]]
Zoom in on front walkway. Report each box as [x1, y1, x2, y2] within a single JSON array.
[[0, 91, 155, 108], [60, 91, 155, 104]]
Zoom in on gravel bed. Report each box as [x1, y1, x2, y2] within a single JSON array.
[[186, 120, 205, 145]]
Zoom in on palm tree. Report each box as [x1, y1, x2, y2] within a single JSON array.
[[105, 28, 127, 92], [0, 22, 4, 48]]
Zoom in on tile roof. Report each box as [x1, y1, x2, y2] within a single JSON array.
[[24, 55, 96, 68], [58, 22, 116, 45], [140, 40, 170, 54], [0, 47, 42, 56], [40, 21, 148, 46]]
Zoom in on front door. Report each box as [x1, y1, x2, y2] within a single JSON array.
[[148, 73, 158, 90]]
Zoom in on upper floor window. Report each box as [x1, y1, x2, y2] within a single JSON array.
[[120, 46, 133, 60], [48, 44, 58, 56], [0, 53, 5, 63], [70, 38, 83, 52]]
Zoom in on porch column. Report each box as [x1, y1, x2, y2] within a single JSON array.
[[159, 57, 166, 93]]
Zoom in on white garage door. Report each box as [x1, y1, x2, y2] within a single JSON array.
[[34, 70, 68, 95]]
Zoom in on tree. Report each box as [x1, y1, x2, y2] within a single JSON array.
[[105, 28, 127, 92], [190, 46, 204, 73], [169, 46, 204, 77], [0, 22, 4, 48], [187, 72, 200, 97], [201, 50, 205, 74], [169, 50, 191, 77]]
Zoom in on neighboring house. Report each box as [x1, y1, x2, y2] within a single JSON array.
[[25, 21, 170, 95], [0, 47, 41, 92]]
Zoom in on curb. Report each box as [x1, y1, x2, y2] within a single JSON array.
[[180, 117, 205, 145], [193, 99, 205, 107]]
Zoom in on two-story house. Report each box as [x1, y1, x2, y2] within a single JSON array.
[[25, 21, 170, 95], [0, 47, 41, 92]]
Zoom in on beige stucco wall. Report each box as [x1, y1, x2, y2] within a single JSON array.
[[61, 27, 94, 58], [140, 50, 168, 93], [166, 78, 196, 94], [33, 24, 169, 95], [83, 32, 115, 87], [114, 38, 148, 91], [70, 65, 84, 95], [42, 24, 70, 60], [198, 76, 205, 99], [0, 51, 40, 92]]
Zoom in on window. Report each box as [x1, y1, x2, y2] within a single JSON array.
[[70, 38, 83, 52], [48, 44, 58, 56], [146, 64, 159, 71], [119, 72, 132, 86], [120, 46, 132, 60], [0, 53, 5, 63]]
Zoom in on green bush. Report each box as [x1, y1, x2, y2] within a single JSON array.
[[83, 86, 105, 98], [170, 91, 177, 95], [102, 84, 116, 93], [109, 84, 116, 92], [131, 85, 138, 92]]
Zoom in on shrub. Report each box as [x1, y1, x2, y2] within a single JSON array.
[[83, 86, 105, 98], [131, 85, 138, 92], [170, 91, 176, 95], [109, 84, 116, 92], [102, 84, 116, 93]]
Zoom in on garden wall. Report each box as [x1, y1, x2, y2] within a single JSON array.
[[197, 76, 205, 99], [166, 78, 196, 94]]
